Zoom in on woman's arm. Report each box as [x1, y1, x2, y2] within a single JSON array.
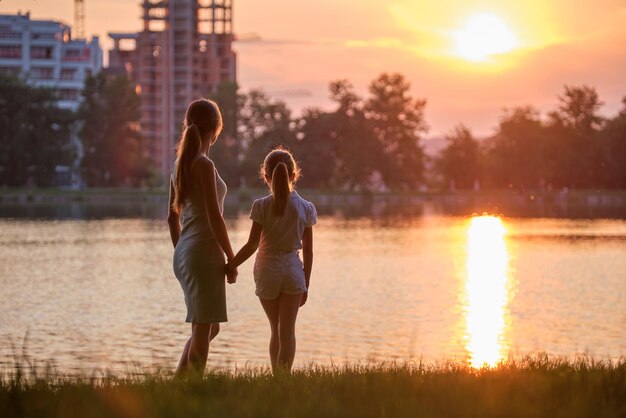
[[194, 157, 235, 260], [230, 221, 262, 268], [167, 178, 181, 248]]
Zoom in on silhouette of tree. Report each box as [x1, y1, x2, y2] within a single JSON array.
[[547, 85, 605, 188], [600, 97, 626, 188], [437, 124, 480, 190], [79, 73, 151, 187], [292, 108, 336, 188], [328, 80, 383, 190], [485, 106, 547, 189], [366, 73, 427, 190], [555, 85, 604, 133], [238, 89, 296, 187], [0, 74, 75, 187], [210, 80, 243, 186]]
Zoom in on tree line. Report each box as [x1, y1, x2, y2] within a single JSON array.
[[215, 76, 626, 191], [0, 72, 624, 190], [438, 86, 626, 191], [0, 73, 151, 188]]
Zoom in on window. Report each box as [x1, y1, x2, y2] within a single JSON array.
[[63, 48, 89, 62], [60, 68, 76, 80], [0, 66, 21, 76], [0, 45, 22, 59], [31, 67, 54, 80], [31, 32, 57, 40], [0, 29, 21, 39], [64, 49, 80, 58], [31, 46, 54, 59], [59, 89, 79, 100]]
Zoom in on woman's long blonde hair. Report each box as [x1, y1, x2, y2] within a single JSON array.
[[172, 99, 223, 214], [261, 147, 301, 217]]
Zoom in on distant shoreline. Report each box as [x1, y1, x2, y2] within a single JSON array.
[[2, 187, 626, 199], [1, 187, 625, 208]]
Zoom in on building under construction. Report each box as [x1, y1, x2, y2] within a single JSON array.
[[109, 0, 236, 183]]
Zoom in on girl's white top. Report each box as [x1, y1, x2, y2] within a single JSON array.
[[249, 190, 317, 252]]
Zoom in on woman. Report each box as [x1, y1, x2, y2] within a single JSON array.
[[167, 98, 237, 377]]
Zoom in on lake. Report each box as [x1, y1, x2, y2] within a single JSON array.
[[0, 199, 625, 375]]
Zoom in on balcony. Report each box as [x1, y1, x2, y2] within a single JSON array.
[[29, 67, 55, 80], [0, 45, 22, 59], [62, 48, 91, 62]]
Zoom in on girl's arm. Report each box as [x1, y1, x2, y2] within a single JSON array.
[[230, 221, 263, 268], [302, 226, 313, 289], [167, 178, 181, 248], [194, 157, 235, 260], [300, 227, 313, 306]]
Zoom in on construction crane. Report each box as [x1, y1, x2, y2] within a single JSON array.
[[74, 0, 85, 39]]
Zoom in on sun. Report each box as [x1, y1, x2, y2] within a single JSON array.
[[453, 13, 518, 62]]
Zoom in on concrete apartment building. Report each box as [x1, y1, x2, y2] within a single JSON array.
[[0, 12, 103, 112], [109, 0, 237, 183]]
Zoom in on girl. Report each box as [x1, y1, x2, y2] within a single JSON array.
[[167, 98, 238, 377], [228, 147, 316, 373]]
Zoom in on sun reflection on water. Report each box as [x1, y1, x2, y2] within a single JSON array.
[[464, 215, 511, 368]]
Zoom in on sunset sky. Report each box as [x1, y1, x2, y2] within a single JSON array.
[[2, 0, 625, 136]]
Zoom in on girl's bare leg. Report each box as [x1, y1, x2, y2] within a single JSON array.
[[259, 297, 280, 371], [277, 293, 303, 372]]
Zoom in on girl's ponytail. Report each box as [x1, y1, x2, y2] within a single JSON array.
[[271, 162, 290, 217], [261, 147, 300, 217], [173, 123, 201, 213]]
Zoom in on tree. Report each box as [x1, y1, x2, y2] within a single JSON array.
[[0, 74, 75, 187], [328, 80, 383, 190], [484, 106, 547, 189], [292, 108, 336, 188], [437, 124, 480, 190], [600, 97, 626, 188], [547, 85, 605, 188], [238, 89, 296, 187], [79, 73, 152, 187], [555, 85, 604, 133], [365, 73, 428, 190], [210, 81, 243, 186]]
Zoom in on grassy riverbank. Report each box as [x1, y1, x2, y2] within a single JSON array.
[[2, 356, 624, 418]]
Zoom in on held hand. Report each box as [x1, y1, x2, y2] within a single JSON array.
[[300, 291, 308, 307], [225, 262, 238, 284]]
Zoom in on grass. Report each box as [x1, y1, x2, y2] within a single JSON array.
[[1, 356, 624, 418]]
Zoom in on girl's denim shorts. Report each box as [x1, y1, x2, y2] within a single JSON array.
[[253, 250, 307, 299]]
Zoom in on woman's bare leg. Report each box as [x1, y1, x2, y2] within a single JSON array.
[[186, 323, 219, 376], [259, 297, 280, 371], [209, 323, 220, 342], [175, 337, 192, 377], [176, 323, 220, 377]]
